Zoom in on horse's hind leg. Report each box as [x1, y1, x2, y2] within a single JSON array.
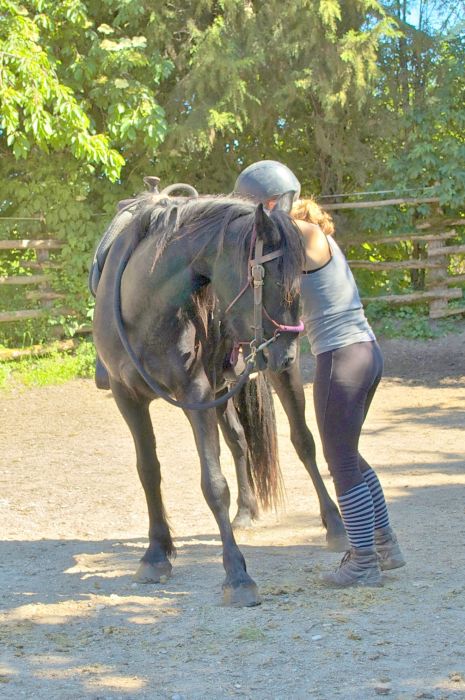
[[110, 381, 174, 582], [185, 404, 260, 607], [216, 398, 259, 529], [267, 363, 349, 552]]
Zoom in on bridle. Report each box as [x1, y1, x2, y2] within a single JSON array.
[[113, 223, 303, 411], [224, 225, 304, 367]]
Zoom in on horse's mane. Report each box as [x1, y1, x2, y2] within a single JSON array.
[[133, 193, 305, 301]]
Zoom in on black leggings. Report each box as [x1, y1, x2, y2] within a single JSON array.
[[313, 341, 383, 496]]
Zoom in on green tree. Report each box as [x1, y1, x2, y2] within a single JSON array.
[[152, 0, 398, 196], [0, 0, 172, 344], [366, 1, 465, 209], [1, 0, 463, 347], [342, 1, 465, 296], [0, 0, 124, 178]]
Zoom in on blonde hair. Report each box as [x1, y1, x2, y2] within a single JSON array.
[[291, 198, 335, 236]]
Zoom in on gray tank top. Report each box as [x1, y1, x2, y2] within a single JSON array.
[[300, 236, 375, 356]]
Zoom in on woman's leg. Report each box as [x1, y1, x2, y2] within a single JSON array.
[[356, 343, 391, 532], [362, 456, 405, 570], [313, 341, 383, 586], [313, 341, 382, 496], [357, 345, 405, 568]]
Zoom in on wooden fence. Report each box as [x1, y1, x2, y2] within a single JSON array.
[[323, 196, 464, 318], [0, 238, 65, 324], [344, 221, 465, 319], [1, 200, 464, 336]]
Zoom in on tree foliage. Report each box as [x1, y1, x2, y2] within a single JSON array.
[[0, 0, 125, 178], [367, 2, 465, 209], [0, 0, 463, 345]]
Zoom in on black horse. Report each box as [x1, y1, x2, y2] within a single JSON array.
[[93, 192, 324, 605]]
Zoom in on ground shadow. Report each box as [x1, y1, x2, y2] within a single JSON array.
[[1, 473, 464, 697]]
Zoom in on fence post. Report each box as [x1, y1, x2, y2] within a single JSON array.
[[36, 247, 54, 309], [426, 239, 449, 319]]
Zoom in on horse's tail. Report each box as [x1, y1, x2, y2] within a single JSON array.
[[233, 374, 284, 511]]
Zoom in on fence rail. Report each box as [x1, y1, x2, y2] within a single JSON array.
[[0, 274, 49, 285], [1, 206, 464, 332], [324, 196, 440, 210], [345, 224, 465, 319], [0, 238, 65, 324], [0, 239, 64, 250]]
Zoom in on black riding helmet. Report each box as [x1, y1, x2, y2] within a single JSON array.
[[233, 160, 301, 212]]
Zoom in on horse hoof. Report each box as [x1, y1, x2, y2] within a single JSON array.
[[232, 512, 255, 530], [222, 583, 261, 607], [134, 560, 172, 584], [326, 531, 350, 552]]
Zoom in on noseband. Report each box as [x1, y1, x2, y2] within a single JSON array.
[[224, 226, 304, 364]]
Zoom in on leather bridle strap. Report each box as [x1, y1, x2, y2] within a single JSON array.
[[250, 248, 283, 265], [225, 230, 304, 342], [251, 237, 264, 348], [224, 236, 284, 315]]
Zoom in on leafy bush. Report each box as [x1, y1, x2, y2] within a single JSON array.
[[365, 303, 459, 339]]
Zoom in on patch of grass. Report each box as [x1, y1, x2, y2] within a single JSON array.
[[365, 303, 465, 340], [0, 341, 96, 391], [236, 626, 266, 641]]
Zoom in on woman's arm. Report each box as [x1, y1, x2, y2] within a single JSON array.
[[294, 220, 332, 271]]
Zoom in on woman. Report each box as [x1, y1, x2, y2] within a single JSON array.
[[290, 197, 405, 586], [234, 162, 405, 587]]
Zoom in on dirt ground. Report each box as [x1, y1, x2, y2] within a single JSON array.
[[1, 332, 465, 700]]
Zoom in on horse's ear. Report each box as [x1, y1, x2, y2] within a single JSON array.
[[255, 203, 280, 246], [273, 191, 295, 213]]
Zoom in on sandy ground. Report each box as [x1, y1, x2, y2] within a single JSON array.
[[1, 333, 465, 700]]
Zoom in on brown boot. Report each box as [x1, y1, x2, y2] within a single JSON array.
[[375, 527, 406, 571], [321, 547, 383, 588]]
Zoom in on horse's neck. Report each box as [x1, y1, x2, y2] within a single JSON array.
[[188, 240, 217, 280]]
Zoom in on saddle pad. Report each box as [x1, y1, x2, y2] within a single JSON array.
[[88, 205, 136, 296]]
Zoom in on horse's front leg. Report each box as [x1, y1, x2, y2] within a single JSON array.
[[110, 380, 174, 582], [267, 362, 349, 551], [216, 398, 259, 529], [185, 400, 260, 607]]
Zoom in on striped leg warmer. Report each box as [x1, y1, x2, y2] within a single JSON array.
[[337, 481, 375, 549], [362, 467, 390, 530]]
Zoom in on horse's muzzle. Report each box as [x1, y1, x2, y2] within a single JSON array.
[[261, 341, 296, 373]]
